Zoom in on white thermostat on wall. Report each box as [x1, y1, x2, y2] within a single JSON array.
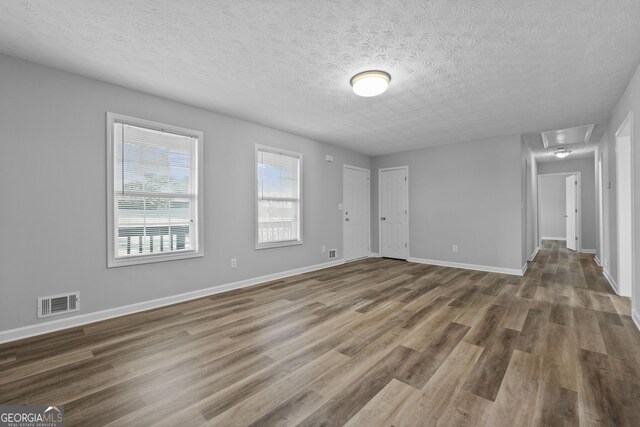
[[325, 155, 334, 163]]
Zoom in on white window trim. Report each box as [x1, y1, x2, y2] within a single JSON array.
[[255, 144, 303, 250], [106, 112, 204, 267]]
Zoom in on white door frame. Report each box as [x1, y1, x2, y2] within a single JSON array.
[[537, 171, 582, 251], [343, 164, 371, 262], [597, 151, 605, 265], [378, 166, 409, 260], [614, 111, 635, 301], [565, 174, 578, 251]]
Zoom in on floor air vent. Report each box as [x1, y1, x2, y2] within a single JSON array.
[[38, 292, 79, 318], [328, 249, 337, 259]]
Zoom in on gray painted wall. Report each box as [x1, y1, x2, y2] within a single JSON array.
[[371, 135, 523, 271], [538, 156, 596, 251], [597, 63, 640, 310], [4, 49, 637, 333], [0, 54, 371, 331], [538, 175, 567, 239]]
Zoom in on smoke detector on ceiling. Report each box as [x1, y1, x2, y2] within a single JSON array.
[[541, 124, 594, 148]]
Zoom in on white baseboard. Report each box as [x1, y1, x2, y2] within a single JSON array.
[[580, 249, 596, 254], [407, 257, 525, 276], [603, 268, 621, 295], [521, 263, 528, 276], [632, 309, 640, 332], [528, 247, 540, 262], [541, 236, 566, 241], [0, 259, 345, 344], [368, 252, 380, 258], [594, 256, 602, 267]]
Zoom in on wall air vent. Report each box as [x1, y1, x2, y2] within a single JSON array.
[[37, 292, 79, 318], [328, 249, 337, 259], [541, 124, 594, 148]]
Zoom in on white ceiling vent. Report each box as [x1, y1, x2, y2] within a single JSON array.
[[541, 124, 594, 148], [37, 292, 79, 318]]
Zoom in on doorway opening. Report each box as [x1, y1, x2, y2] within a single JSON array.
[[537, 172, 581, 251], [615, 112, 634, 298], [378, 166, 409, 260]]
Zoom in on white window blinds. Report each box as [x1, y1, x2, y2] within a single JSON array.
[[256, 147, 302, 247], [111, 119, 200, 262]]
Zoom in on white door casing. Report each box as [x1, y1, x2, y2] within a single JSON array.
[[379, 167, 408, 260], [537, 172, 581, 251], [343, 165, 370, 262], [598, 152, 605, 263], [566, 174, 577, 251], [615, 114, 633, 297]]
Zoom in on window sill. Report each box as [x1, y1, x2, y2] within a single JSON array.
[[107, 250, 204, 268], [255, 240, 303, 250]]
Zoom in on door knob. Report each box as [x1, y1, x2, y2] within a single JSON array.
[[345, 218, 350, 221], [380, 217, 386, 221]]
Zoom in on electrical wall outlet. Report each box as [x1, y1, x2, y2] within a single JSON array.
[[452, 245, 459, 253], [322, 245, 326, 253], [231, 258, 237, 268]]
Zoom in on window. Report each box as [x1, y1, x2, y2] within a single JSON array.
[[107, 113, 203, 267], [255, 145, 302, 249]]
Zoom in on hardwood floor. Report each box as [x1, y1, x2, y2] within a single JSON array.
[[1, 240, 639, 426]]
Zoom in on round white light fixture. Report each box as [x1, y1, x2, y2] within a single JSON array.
[[554, 148, 571, 159], [350, 70, 391, 97]]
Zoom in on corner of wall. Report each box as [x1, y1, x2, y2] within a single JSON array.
[[632, 309, 640, 332]]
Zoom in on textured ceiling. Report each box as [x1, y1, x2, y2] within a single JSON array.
[[1, 0, 640, 156]]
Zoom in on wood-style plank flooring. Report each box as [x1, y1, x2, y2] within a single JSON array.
[[1, 240, 640, 426]]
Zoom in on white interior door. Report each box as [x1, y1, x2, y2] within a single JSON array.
[[565, 174, 577, 251], [380, 167, 408, 260], [616, 119, 633, 296], [343, 166, 370, 261]]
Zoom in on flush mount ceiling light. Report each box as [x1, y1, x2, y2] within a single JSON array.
[[554, 147, 571, 159], [350, 70, 391, 97]]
